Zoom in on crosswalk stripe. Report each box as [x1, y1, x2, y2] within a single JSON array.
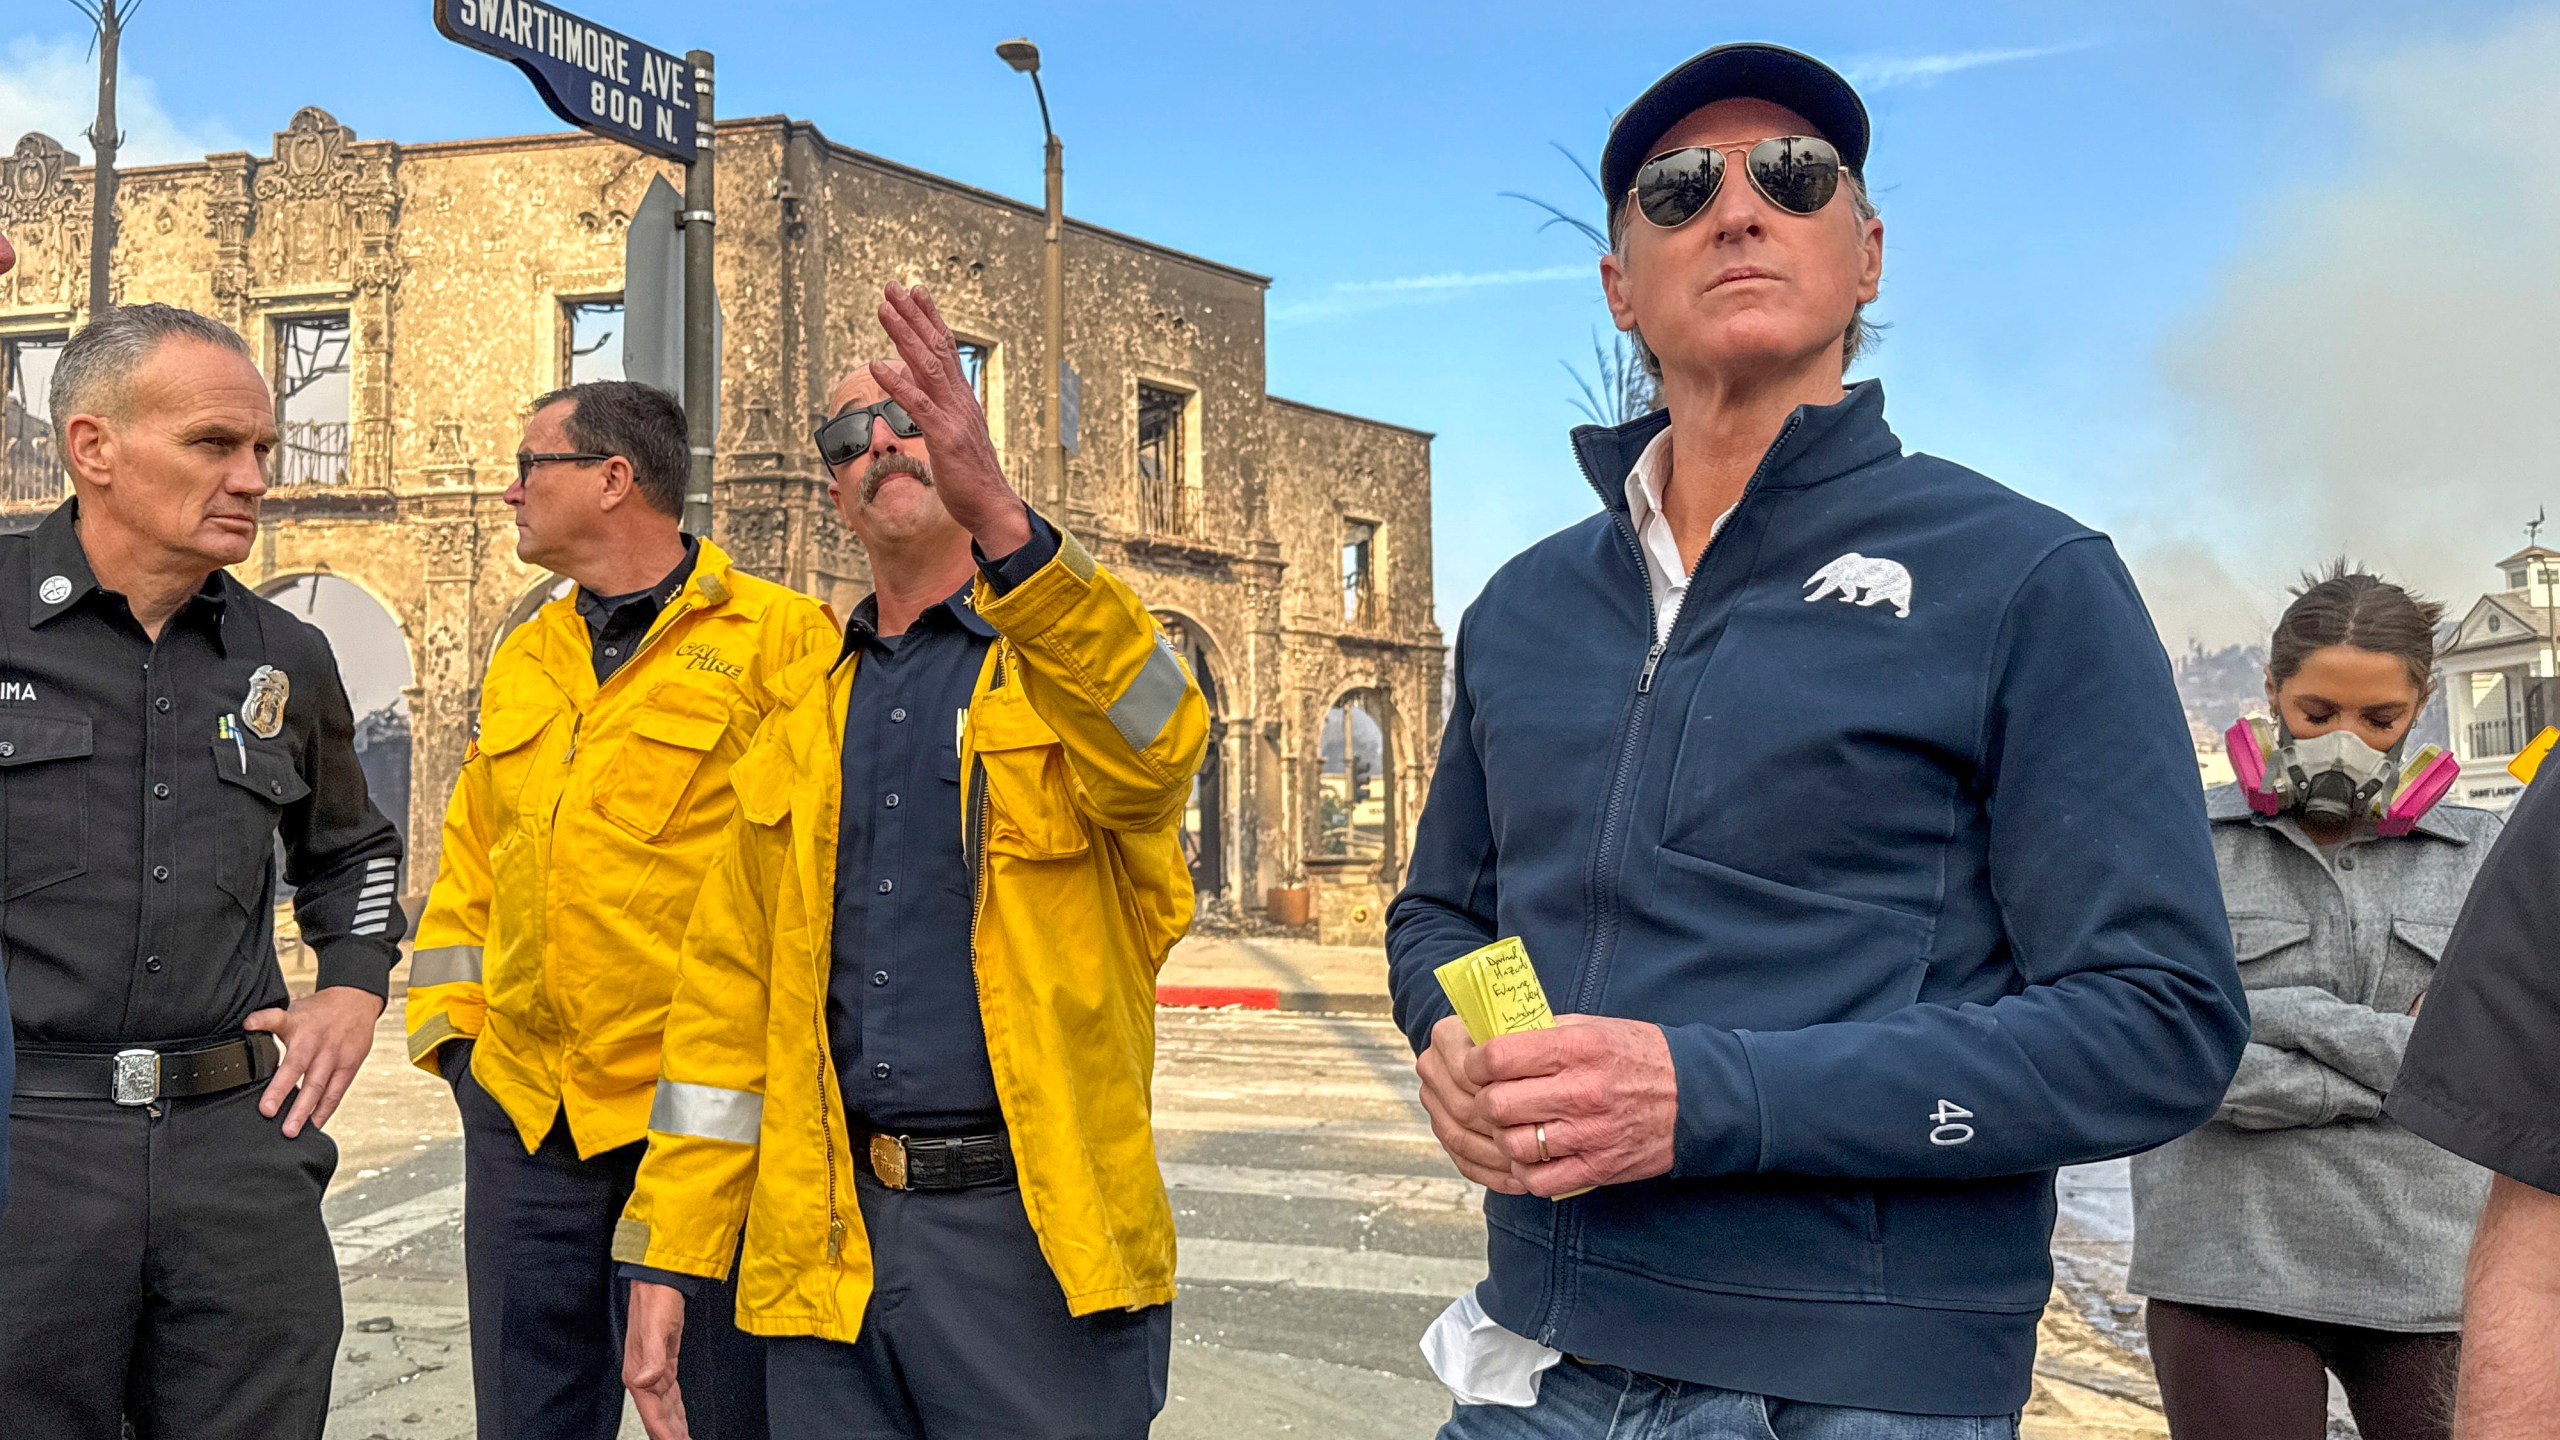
[[1177, 1237, 1481, 1299], [1153, 1110, 1441, 1146], [327, 1167, 1480, 1290], [1162, 1161, 1478, 1213], [333, 1182, 465, 1268]]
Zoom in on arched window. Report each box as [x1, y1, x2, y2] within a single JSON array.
[[1317, 692, 1389, 862], [259, 574, 414, 841]]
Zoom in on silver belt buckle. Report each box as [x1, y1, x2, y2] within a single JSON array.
[[111, 1048, 161, 1107]]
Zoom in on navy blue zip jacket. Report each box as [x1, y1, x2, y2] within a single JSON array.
[[1387, 381, 2247, 1416]]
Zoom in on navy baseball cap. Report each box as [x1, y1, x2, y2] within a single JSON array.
[[1600, 44, 1871, 207]]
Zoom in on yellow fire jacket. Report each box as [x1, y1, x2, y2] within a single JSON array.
[[405, 540, 836, 1157], [614, 525, 1205, 1334]]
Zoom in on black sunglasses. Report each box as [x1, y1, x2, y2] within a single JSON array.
[[813, 400, 921, 469], [515, 451, 609, 483], [1630, 136, 1845, 230]]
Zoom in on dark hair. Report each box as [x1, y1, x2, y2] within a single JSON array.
[[2269, 560, 2444, 694], [529, 380, 689, 518]]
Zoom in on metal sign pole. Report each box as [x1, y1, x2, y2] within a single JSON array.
[[680, 49, 716, 539]]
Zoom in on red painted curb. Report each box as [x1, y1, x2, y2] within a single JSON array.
[[1155, 984, 1281, 1010]]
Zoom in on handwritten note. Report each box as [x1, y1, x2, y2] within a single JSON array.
[[1435, 937, 1555, 1044]]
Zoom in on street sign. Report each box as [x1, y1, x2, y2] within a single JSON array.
[[434, 0, 697, 163], [623, 175, 719, 432]]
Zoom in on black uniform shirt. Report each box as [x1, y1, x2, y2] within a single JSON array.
[[0, 499, 406, 1047], [574, 536, 698, 684], [2390, 768, 2560, 1194], [828, 514, 1056, 1134]]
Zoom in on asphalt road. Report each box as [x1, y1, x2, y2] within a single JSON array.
[[317, 1007, 2175, 1439]]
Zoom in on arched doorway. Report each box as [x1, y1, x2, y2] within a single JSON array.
[[259, 573, 415, 842], [1156, 613, 1225, 897]]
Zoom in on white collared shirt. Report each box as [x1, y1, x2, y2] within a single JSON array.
[[1622, 425, 1730, 644]]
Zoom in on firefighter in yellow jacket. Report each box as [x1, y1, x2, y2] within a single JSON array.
[[406, 380, 834, 1440], [617, 284, 1206, 1440]]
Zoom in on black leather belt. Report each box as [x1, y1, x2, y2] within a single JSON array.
[[13, 1033, 282, 1106], [863, 1131, 1015, 1191]]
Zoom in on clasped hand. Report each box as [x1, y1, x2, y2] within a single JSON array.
[[1415, 1013, 1679, 1197]]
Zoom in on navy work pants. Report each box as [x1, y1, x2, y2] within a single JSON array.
[[457, 1055, 768, 1440], [0, 1081, 341, 1440], [764, 1168, 1170, 1440]]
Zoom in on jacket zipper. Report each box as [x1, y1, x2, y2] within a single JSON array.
[[560, 593, 701, 768], [816, 995, 847, 1262], [818, 646, 855, 1264], [964, 650, 1001, 1097], [1529, 414, 1801, 1349]]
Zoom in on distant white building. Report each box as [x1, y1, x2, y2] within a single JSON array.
[[2438, 545, 2560, 809]]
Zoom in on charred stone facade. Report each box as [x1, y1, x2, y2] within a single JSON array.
[[0, 110, 1442, 937]]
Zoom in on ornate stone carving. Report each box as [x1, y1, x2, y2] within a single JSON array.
[[0, 133, 72, 219], [201, 155, 254, 322], [249, 109, 401, 285], [0, 133, 87, 310]]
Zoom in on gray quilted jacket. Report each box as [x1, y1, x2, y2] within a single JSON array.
[[2127, 784, 2498, 1330]]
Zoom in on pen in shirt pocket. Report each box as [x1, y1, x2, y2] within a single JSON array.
[[218, 714, 247, 773]]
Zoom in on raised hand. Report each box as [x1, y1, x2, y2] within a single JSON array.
[[870, 282, 1034, 557]]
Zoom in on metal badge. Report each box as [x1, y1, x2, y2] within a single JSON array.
[[240, 664, 291, 740], [111, 1048, 161, 1107], [37, 575, 70, 605]]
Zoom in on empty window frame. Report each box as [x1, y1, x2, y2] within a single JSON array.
[[1342, 520, 1378, 625], [1317, 694, 1390, 861], [1136, 382, 1191, 533], [273, 314, 352, 486], [563, 299, 627, 385], [2, 333, 67, 504], [955, 340, 993, 403]]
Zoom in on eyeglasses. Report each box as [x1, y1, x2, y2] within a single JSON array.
[[1629, 136, 1845, 230], [515, 451, 609, 483], [812, 400, 921, 469]]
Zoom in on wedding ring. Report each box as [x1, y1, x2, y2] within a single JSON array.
[[1535, 1124, 1552, 1164]]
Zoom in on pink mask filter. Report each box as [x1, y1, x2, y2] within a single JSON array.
[[2380, 749, 2461, 837], [2226, 717, 2283, 817]]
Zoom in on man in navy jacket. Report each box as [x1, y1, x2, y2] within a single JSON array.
[[0, 222, 14, 1220], [1387, 44, 2248, 1432]]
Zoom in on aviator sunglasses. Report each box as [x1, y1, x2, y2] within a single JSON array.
[[1630, 135, 1845, 230], [813, 399, 922, 468]]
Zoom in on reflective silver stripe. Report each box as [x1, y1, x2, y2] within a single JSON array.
[[1107, 638, 1189, 751], [408, 944, 484, 987], [650, 1079, 764, 1144]]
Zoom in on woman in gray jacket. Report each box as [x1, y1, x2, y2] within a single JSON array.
[[2131, 565, 2494, 1440]]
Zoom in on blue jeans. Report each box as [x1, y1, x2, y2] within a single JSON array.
[[1439, 1357, 2020, 1440]]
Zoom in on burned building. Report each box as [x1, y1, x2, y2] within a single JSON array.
[[0, 110, 1441, 941]]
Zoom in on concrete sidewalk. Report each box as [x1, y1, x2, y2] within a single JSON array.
[[1157, 936, 1391, 1015]]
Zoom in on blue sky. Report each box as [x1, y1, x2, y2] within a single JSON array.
[[8, 0, 2559, 647]]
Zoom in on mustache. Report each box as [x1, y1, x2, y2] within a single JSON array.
[[859, 453, 932, 502]]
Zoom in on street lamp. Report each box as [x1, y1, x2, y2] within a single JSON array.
[[997, 37, 1067, 510]]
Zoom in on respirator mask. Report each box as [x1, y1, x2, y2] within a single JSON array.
[[2225, 715, 2459, 835]]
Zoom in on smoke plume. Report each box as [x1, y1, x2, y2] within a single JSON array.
[[2156, 13, 2560, 630]]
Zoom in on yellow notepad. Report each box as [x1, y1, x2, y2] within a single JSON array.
[[1435, 937, 1556, 1043]]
